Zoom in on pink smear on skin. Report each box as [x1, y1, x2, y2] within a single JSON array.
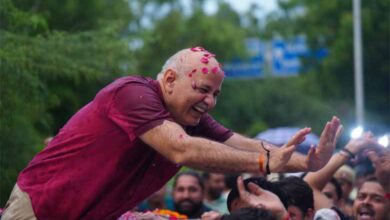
[[201, 57, 209, 64], [191, 46, 206, 52], [179, 134, 183, 139], [211, 66, 219, 74], [187, 69, 197, 77], [204, 53, 215, 58], [202, 67, 209, 74], [191, 81, 197, 90]]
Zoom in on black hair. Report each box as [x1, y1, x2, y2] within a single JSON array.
[[222, 207, 277, 220], [276, 176, 314, 215], [224, 174, 239, 190], [226, 177, 288, 212], [173, 171, 204, 190]]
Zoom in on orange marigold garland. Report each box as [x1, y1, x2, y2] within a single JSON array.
[[153, 209, 188, 219]]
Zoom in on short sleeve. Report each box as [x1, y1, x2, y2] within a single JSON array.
[[108, 81, 172, 141], [188, 114, 233, 142]]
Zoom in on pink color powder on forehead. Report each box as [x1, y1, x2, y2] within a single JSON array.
[[211, 66, 219, 74], [200, 57, 209, 64]]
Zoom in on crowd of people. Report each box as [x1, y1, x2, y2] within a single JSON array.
[[117, 133, 389, 220], [1, 47, 388, 220]]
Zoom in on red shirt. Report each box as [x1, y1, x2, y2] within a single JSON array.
[[17, 76, 233, 220]]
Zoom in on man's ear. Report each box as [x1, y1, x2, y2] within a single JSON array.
[[230, 199, 241, 212], [162, 69, 177, 94]]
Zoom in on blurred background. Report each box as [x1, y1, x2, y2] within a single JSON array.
[[0, 0, 389, 206]]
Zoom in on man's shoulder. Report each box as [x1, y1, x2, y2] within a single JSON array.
[[113, 75, 156, 87]]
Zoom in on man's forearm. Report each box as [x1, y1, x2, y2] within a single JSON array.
[[304, 152, 348, 190]]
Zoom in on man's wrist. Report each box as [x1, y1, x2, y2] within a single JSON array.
[[340, 148, 356, 159]]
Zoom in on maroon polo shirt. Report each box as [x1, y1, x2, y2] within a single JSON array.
[[17, 76, 233, 220]]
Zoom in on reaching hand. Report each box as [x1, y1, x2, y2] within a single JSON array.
[[201, 211, 223, 220], [237, 176, 288, 220], [344, 132, 382, 155], [269, 127, 311, 173], [367, 149, 390, 192], [305, 116, 342, 171]]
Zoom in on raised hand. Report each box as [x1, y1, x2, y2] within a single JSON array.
[[305, 116, 342, 171], [201, 211, 223, 220], [237, 177, 288, 220], [344, 132, 382, 155], [268, 127, 311, 173], [367, 149, 390, 192]]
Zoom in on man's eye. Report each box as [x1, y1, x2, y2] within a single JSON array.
[[198, 88, 208, 93]]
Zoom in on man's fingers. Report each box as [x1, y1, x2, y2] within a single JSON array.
[[237, 176, 247, 199], [247, 182, 263, 196], [333, 125, 343, 146], [367, 151, 380, 166], [285, 127, 311, 147], [305, 145, 316, 161]]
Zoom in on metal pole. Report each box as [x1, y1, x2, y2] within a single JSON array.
[[353, 0, 364, 126]]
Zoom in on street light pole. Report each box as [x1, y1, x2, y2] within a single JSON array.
[[353, 0, 364, 126]]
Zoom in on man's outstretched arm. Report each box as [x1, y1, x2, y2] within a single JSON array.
[[139, 120, 307, 174]]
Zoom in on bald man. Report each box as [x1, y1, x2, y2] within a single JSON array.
[[3, 47, 341, 220]]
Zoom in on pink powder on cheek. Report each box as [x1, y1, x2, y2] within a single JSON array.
[[202, 67, 209, 74]]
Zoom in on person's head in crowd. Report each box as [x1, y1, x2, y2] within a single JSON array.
[[172, 171, 206, 217], [352, 177, 389, 220], [276, 176, 315, 220], [157, 47, 225, 126], [322, 177, 342, 207], [334, 165, 355, 201], [224, 174, 239, 192], [226, 177, 288, 212], [203, 172, 226, 201], [222, 207, 277, 220]]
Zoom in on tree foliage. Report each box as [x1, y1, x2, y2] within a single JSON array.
[[0, 0, 388, 206]]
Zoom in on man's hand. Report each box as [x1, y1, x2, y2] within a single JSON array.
[[201, 211, 223, 220], [237, 177, 288, 220], [305, 116, 342, 171], [268, 127, 311, 172], [344, 132, 382, 155], [367, 149, 390, 192]]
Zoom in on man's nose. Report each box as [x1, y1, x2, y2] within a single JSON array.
[[181, 190, 191, 198], [204, 95, 216, 109]]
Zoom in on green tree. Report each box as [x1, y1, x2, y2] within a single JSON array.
[[0, 0, 133, 205]]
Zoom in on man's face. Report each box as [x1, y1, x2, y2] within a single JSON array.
[[353, 181, 389, 220], [173, 175, 204, 216], [163, 52, 224, 126], [322, 182, 339, 206], [205, 173, 226, 200]]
